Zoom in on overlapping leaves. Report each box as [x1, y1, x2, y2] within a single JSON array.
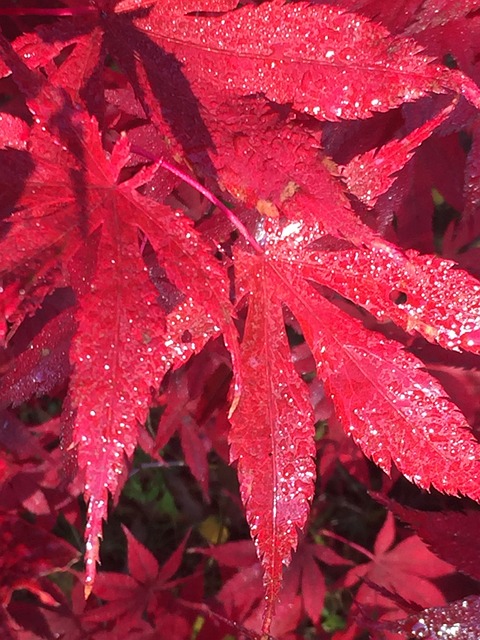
[[1, 0, 480, 634]]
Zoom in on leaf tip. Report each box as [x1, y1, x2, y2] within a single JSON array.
[[84, 581, 93, 600]]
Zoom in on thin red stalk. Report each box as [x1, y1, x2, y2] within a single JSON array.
[[321, 528, 375, 561], [0, 7, 95, 16], [176, 598, 264, 640], [129, 461, 186, 478], [131, 144, 263, 254]]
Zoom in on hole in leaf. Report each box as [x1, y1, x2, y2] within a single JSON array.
[[443, 53, 458, 69], [389, 290, 408, 305], [181, 330, 192, 343]]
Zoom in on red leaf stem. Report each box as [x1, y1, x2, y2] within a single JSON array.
[[131, 144, 264, 253]]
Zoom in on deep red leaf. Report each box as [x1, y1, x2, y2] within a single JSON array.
[[343, 513, 454, 612], [379, 497, 480, 582], [0, 514, 78, 606], [122, 526, 159, 586], [0, 310, 74, 409], [87, 529, 188, 632]]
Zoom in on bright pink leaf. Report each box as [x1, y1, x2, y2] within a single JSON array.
[[237, 221, 480, 501], [230, 252, 316, 632], [0, 99, 237, 590], [341, 99, 457, 207], [393, 595, 480, 639], [151, 0, 479, 121], [298, 238, 480, 353], [295, 287, 480, 497]]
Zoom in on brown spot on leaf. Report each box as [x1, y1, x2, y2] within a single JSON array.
[[280, 180, 299, 203], [257, 198, 279, 218]]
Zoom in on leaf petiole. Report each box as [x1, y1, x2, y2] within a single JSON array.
[[131, 144, 264, 254], [321, 528, 375, 561]]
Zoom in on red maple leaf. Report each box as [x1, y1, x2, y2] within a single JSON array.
[[2, 1, 480, 636], [342, 512, 454, 609], [378, 495, 480, 583], [82, 527, 191, 635], [0, 93, 237, 591], [0, 513, 79, 628]]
